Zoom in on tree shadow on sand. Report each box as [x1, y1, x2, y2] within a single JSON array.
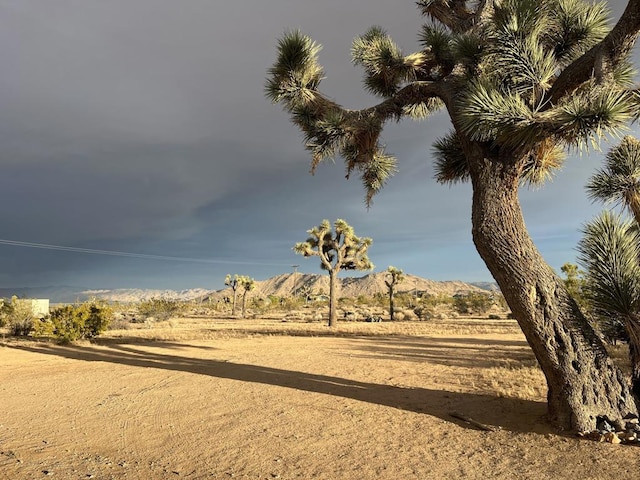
[[334, 335, 537, 369], [7, 340, 551, 435]]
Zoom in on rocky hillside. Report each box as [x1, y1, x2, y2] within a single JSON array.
[[81, 288, 210, 303], [206, 272, 491, 301], [1, 274, 495, 303]]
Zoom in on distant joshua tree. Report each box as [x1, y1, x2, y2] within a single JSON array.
[[239, 276, 256, 318], [224, 274, 241, 316], [385, 266, 405, 321], [294, 219, 373, 326]]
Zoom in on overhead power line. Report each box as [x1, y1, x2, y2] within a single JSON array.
[[0, 238, 291, 267]]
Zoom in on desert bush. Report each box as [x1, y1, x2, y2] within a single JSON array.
[[454, 292, 494, 315], [1, 296, 37, 336], [420, 294, 455, 308], [138, 298, 184, 321], [34, 300, 113, 343], [413, 306, 435, 321], [403, 309, 418, 321], [0, 298, 8, 328]]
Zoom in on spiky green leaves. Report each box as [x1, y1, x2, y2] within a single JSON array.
[[578, 211, 640, 317], [265, 30, 324, 107], [352, 26, 425, 97], [551, 87, 635, 148], [459, 77, 634, 153], [433, 130, 565, 187], [458, 79, 537, 146], [353, 149, 398, 206], [419, 25, 454, 66], [587, 136, 640, 222], [434, 131, 470, 185], [551, 0, 610, 66]]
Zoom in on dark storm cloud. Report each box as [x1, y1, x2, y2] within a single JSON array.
[[0, 1, 637, 288]]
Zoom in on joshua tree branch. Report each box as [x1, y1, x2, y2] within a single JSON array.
[[548, 0, 640, 103]]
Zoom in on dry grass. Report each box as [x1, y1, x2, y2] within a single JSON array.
[[102, 315, 523, 342]]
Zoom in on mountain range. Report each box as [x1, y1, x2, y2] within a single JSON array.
[[0, 273, 497, 304]]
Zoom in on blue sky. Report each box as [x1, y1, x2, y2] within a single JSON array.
[[0, 0, 638, 290]]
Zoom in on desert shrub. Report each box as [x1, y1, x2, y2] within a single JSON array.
[[137, 298, 184, 321], [421, 294, 455, 308], [393, 311, 406, 321], [413, 306, 434, 321], [454, 292, 494, 315], [1, 296, 37, 336], [403, 309, 418, 321], [37, 300, 113, 343], [0, 298, 10, 328]]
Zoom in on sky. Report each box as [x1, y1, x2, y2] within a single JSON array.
[[0, 0, 638, 291]]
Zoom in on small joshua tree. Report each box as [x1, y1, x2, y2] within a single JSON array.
[[385, 266, 405, 321], [294, 219, 373, 326], [239, 276, 256, 318], [225, 274, 241, 316]]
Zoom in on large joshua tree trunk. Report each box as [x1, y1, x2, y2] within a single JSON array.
[[469, 150, 638, 432]]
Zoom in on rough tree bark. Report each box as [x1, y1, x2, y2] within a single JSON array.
[[328, 271, 338, 327], [625, 316, 640, 398], [468, 146, 638, 431], [388, 285, 395, 321]]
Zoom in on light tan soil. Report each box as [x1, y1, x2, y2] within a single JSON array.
[[1, 318, 639, 479]]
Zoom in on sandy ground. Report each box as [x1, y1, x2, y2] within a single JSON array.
[[1, 318, 640, 479]]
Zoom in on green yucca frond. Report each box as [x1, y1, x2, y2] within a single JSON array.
[[458, 79, 535, 145], [349, 149, 398, 206], [451, 33, 484, 68], [492, 0, 552, 40], [586, 136, 640, 221], [488, 34, 558, 94], [433, 131, 470, 184], [550, 88, 634, 149], [419, 25, 454, 62], [578, 211, 640, 317], [520, 139, 566, 187], [551, 0, 609, 66], [352, 26, 412, 97], [265, 30, 324, 107], [416, 0, 454, 20], [611, 61, 637, 89], [306, 111, 348, 172], [402, 97, 444, 120]]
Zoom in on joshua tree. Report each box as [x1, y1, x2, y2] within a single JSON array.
[[385, 266, 405, 320], [267, 0, 640, 430], [239, 276, 256, 318], [225, 274, 241, 316], [294, 219, 373, 326], [587, 136, 640, 224], [578, 211, 640, 397]]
